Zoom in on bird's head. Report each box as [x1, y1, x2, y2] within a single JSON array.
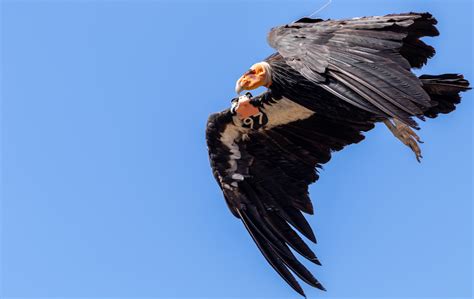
[[235, 62, 272, 94]]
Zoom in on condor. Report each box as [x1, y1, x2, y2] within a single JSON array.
[[206, 12, 469, 297]]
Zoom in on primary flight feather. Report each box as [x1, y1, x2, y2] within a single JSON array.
[[206, 12, 469, 297]]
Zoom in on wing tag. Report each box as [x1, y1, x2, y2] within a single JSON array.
[[232, 93, 269, 130], [241, 110, 268, 130]]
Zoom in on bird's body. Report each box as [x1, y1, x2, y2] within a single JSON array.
[[206, 12, 470, 297], [261, 55, 375, 123]]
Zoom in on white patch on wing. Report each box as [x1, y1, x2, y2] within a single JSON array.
[[218, 96, 313, 190], [262, 97, 314, 128], [219, 121, 248, 187], [232, 173, 244, 181]]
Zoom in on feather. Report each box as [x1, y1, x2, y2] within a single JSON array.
[[267, 12, 440, 124], [206, 12, 469, 297], [237, 209, 307, 297]]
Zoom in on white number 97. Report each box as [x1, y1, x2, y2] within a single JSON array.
[[242, 112, 266, 129]]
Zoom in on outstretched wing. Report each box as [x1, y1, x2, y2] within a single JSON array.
[[206, 109, 374, 296], [267, 12, 439, 127]]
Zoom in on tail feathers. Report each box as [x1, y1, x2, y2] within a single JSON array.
[[420, 74, 470, 118]]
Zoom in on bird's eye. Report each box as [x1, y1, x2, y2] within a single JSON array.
[[245, 92, 253, 98], [230, 97, 238, 104]]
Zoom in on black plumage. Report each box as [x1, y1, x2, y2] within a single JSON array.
[[206, 109, 372, 296], [265, 13, 450, 128], [207, 12, 470, 297]]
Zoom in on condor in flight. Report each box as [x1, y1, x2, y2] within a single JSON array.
[[206, 12, 469, 296]]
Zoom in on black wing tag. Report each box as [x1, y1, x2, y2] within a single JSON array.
[[241, 110, 268, 130]]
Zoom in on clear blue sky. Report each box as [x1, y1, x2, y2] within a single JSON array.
[[1, 0, 472, 298]]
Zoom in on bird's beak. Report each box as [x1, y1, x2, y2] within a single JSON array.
[[235, 62, 271, 95], [235, 80, 244, 94]]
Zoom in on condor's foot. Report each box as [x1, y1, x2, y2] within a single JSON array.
[[384, 118, 423, 162]]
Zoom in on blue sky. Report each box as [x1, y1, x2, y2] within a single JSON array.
[[1, 0, 472, 298]]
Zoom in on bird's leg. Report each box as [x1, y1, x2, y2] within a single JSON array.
[[383, 118, 423, 162]]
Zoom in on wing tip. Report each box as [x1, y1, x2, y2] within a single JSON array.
[[316, 282, 327, 292], [311, 257, 322, 266]]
